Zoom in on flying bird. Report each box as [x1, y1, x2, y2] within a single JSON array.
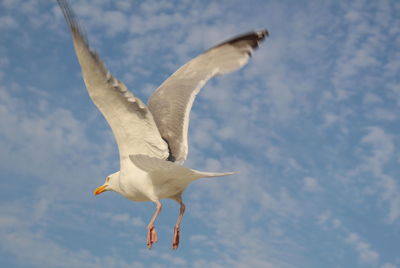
[[57, 0, 268, 249]]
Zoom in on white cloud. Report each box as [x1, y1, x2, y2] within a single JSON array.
[[316, 210, 385, 266], [332, 218, 342, 228], [363, 93, 383, 104], [189, 234, 216, 247], [357, 127, 400, 223], [102, 11, 128, 36], [345, 232, 379, 265], [360, 127, 393, 172], [366, 108, 397, 121], [115, 1, 132, 11], [157, 253, 187, 266], [1, 0, 399, 267], [384, 51, 400, 78], [0, 230, 142, 268], [139, 0, 174, 15], [265, 146, 282, 163], [317, 210, 342, 230], [380, 263, 397, 268], [380, 174, 400, 223], [322, 113, 339, 128], [0, 84, 116, 197], [103, 212, 145, 227], [317, 210, 332, 226], [0, 201, 144, 268], [0, 15, 17, 29], [331, 0, 396, 98], [185, 155, 306, 267], [303, 177, 323, 192]]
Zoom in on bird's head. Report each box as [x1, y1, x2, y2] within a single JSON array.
[[93, 171, 120, 196]]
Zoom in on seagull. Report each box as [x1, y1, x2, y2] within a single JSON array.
[[57, 0, 268, 249]]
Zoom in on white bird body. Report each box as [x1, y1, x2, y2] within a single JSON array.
[[116, 156, 234, 202], [117, 164, 151, 202], [117, 159, 192, 202], [57, 0, 268, 249]]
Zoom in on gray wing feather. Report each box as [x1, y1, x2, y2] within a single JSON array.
[[58, 0, 169, 161], [129, 154, 236, 178], [129, 154, 188, 172], [148, 30, 268, 163], [129, 154, 196, 180]]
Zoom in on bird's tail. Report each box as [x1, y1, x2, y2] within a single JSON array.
[[129, 154, 238, 181], [191, 170, 238, 179]]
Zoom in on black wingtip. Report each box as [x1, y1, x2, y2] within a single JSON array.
[[257, 29, 269, 39], [213, 29, 269, 50], [57, 0, 89, 43]]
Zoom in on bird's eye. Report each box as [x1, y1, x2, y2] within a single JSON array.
[[106, 177, 110, 182]]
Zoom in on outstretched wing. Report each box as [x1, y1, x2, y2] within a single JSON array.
[[58, 0, 169, 161], [148, 30, 268, 164]]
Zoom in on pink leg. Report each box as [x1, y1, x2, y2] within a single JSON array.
[[172, 200, 186, 250], [147, 200, 162, 249]]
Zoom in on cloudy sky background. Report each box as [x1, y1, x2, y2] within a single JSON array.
[[1, 0, 399, 267]]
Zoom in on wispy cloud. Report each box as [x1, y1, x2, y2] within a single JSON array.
[[1, 0, 399, 267], [345, 232, 379, 265], [303, 177, 323, 192]]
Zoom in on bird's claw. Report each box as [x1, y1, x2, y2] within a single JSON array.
[[147, 226, 158, 249], [172, 226, 180, 250]]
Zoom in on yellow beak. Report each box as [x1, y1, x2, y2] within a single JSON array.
[[94, 185, 107, 195]]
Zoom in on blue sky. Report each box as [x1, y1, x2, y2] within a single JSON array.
[[0, 0, 399, 267]]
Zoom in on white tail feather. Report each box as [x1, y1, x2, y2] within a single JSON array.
[[192, 170, 238, 179]]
